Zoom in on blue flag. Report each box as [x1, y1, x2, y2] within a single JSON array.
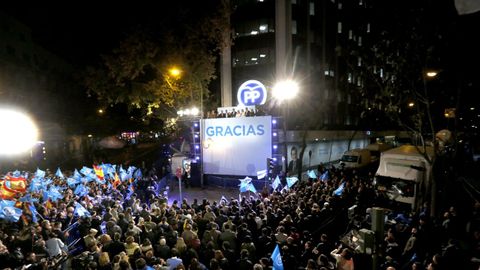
[[119, 166, 129, 181], [134, 168, 142, 179], [46, 186, 64, 202], [257, 169, 267, 180], [271, 244, 284, 270], [308, 170, 317, 179], [320, 171, 329, 181], [29, 177, 43, 193], [29, 204, 39, 223], [55, 168, 64, 179], [73, 169, 82, 180], [80, 166, 93, 176], [272, 176, 282, 190], [333, 182, 345, 196], [74, 184, 89, 197], [238, 176, 253, 193], [35, 168, 45, 178], [0, 200, 23, 222], [20, 194, 39, 203], [286, 177, 299, 188], [12, 170, 21, 177], [102, 164, 116, 179], [67, 178, 80, 187], [74, 202, 91, 217], [127, 166, 136, 179], [247, 183, 257, 193]]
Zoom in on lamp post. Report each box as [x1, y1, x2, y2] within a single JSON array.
[[272, 79, 299, 176]]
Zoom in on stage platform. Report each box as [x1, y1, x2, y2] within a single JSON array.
[[164, 185, 241, 205]]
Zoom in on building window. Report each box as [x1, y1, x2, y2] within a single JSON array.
[[347, 94, 352, 104], [367, 23, 371, 33], [359, 0, 363, 5], [325, 70, 330, 76], [325, 89, 330, 99], [349, 30, 353, 39], [358, 57, 362, 67], [348, 73, 352, 83], [338, 3, 342, 9], [233, 48, 272, 67], [235, 19, 273, 37], [358, 36, 362, 46], [292, 0, 297, 4], [310, 2, 315, 15], [329, 70, 335, 77], [337, 22, 342, 33], [292, 20, 297, 35]]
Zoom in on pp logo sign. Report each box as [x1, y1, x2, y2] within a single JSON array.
[[237, 80, 267, 106]]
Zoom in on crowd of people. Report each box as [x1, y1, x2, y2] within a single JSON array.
[[0, 164, 479, 270], [205, 108, 262, 119]]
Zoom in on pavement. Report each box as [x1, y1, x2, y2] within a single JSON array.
[[164, 184, 241, 205]]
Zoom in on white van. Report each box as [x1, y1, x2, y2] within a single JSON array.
[[339, 149, 372, 169]]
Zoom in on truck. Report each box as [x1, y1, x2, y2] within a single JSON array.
[[374, 145, 434, 210], [339, 148, 372, 169], [365, 142, 392, 163]]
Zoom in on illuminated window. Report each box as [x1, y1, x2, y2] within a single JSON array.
[[338, 3, 342, 9], [259, 24, 268, 32], [349, 30, 353, 39], [338, 22, 342, 33], [358, 36, 362, 46], [251, 30, 258, 35], [367, 23, 371, 33], [310, 2, 315, 15], [292, 20, 297, 34]]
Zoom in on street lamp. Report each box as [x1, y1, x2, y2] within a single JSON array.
[[273, 79, 299, 176], [169, 67, 182, 78]]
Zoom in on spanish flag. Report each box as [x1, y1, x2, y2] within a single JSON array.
[[113, 173, 121, 189], [45, 199, 53, 210], [0, 180, 17, 200], [5, 175, 27, 193], [93, 165, 104, 180]]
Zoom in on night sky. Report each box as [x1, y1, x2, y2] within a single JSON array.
[[1, 4, 182, 66]]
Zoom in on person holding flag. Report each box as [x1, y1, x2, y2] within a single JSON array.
[[271, 244, 284, 270]]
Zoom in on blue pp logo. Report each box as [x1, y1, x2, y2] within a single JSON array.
[[237, 80, 267, 106]]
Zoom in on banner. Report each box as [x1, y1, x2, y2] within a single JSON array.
[[202, 116, 272, 176]]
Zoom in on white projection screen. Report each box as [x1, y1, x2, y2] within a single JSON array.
[[201, 116, 272, 176]]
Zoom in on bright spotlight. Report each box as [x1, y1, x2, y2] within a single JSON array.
[[0, 109, 39, 155], [191, 107, 199, 116], [273, 80, 299, 102]]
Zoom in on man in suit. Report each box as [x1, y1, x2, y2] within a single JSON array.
[[288, 146, 301, 178]]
